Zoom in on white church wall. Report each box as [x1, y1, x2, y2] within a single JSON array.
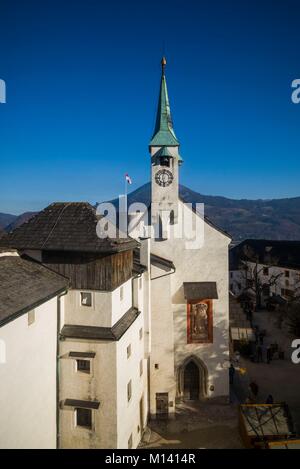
[[0, 297, 57, 449], [150, 200, 230, 402]]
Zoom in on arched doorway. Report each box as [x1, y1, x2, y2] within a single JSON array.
[[177, 356, 208, 401], [183, 361, 199, 400]]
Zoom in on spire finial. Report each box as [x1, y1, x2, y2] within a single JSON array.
[[161, 56, 167, 75]]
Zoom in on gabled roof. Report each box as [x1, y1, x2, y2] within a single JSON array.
[[230, 239, 300, 270], [0, 202, 138, 253], [0, 253, 69, 327], [149, 57, 179, 147]]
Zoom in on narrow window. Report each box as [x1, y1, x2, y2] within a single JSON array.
[[120, 286, 124, 301], [28, 309, 35, 326], [127, 344, 131, 359], [81, 292, 92, 307], [127, 380, 132, 402], [285, 270, 290, 278], [139, 328, 143, 340], [76, 359, 91, 374], [169, 210, 174, 225], [128, 433, 133, 449], [76, 408, 92, 429], [263, 267, 269, 276], [140, 359, 143, 377]]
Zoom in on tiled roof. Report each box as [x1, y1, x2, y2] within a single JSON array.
[[0, 254, 69, 326], [230, 239, 300, 271], [61, 307, 140, 341], [0, 202, 138, 253]]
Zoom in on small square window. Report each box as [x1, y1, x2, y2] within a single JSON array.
[[139, 328, 143, 340], [127, 344, 131, 359], [154, 363, 159, 369], [128, 433, 133, 449], [76, 408, 92, 428], [127, 380, 132, 402], [140, 359, 143, 376], [76, 359, 91, 373], [120, 286, 124, 301], [81, 292, 92, 307], [28, 309, 35, 326]]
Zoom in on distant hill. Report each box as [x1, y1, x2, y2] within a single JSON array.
[[2, 185, 300, 241], [3, 212, 37, 232], [0, 213, 17, 230], [108, 183, 300, 241]]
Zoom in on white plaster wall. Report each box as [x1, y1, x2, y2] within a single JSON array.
[[59, 277, 149, 449], [149, 200, 230, 407], [229, 270, 245, 295], [230, 262, 300, 301], [59, 339, 118, 449], [116, 313, 148, 449], [0, 298, 57, 449], [150, 266, 176, 415], [62, 279, 132, 328]]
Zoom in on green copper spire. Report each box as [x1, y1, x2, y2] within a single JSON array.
[[150, 57, 179, 147]]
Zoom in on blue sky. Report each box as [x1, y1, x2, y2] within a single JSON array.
[[0, 0, 300, 214]]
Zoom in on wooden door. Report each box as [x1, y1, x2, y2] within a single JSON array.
[[156, 392, 169, 419]]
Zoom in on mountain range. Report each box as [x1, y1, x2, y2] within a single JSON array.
[[1, 183, 300, 242]]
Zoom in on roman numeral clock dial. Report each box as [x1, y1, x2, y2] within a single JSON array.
[[155, 169, 173, 187]]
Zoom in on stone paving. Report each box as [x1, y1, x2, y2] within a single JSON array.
[[139, 401, 244, 449], [235, 309, 300, 434]]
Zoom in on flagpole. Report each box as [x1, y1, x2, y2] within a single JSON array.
[[124, 175, 128, 236]]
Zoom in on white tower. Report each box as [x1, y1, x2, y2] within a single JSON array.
[[149, 57, 183, 238]]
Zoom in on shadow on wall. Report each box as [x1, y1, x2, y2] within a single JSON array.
[[173, 311, 229, 397]]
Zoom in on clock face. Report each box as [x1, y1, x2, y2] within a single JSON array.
[[155, 169, 173, 187]]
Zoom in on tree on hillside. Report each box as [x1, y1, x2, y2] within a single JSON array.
[[239, 245, 282, 310]]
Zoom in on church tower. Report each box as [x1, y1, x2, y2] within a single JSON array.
[[149, 57, 183, 235]]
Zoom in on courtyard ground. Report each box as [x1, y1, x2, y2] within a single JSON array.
[[139, 309, 299, 449], [233, 309, 300, 434], [139, 401, 244, 449]]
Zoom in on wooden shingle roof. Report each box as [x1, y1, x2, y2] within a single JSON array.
[[0, 202, 138, 253], [0, 254, 69, 327]]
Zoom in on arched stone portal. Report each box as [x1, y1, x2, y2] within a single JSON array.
[[177, 356, 208, 401]]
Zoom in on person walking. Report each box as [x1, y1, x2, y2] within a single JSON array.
[[256, 344, 263, 363], [267, 345, 272, 364], [229, 364, 235, 385], [249, 381, 259, 399]]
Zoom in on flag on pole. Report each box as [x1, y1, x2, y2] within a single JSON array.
[[125, 173, 132, 185]]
